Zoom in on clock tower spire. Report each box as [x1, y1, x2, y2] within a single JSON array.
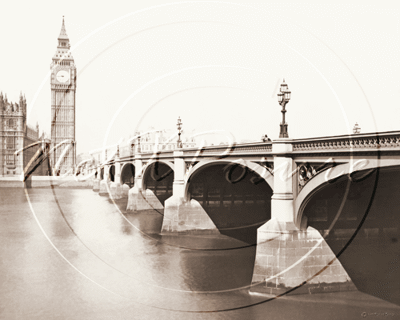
[[58, 16, 70, 49], [50, 16, 77, 175]]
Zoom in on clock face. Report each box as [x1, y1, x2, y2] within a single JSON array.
[[56, 70, 70, 83]]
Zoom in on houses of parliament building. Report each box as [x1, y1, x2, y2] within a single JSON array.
[[0, 93, 46, 176], [0, 17, 76, 177]]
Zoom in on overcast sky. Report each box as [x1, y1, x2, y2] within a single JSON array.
[[1, 0, 399, 154]]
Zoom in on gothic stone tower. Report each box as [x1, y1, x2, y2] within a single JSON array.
[[50, 17, 77, 175]]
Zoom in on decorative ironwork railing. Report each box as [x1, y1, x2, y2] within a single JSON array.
[[118, 142, 273, 160], [181, 142, 273, 157], [292, 131, 400, 152]]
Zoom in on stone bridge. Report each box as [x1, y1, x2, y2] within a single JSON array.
[[89, 130, 400, 299]]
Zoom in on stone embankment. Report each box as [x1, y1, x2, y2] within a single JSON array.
[[0, 176, 94, 188]]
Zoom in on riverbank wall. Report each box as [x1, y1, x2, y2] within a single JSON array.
[[0, 176, 94, 188]]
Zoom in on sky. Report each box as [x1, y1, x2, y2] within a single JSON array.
[[0, 0, 399, 155]]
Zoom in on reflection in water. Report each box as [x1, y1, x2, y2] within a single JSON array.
[[0, 188, 399, 319], [179, 242, 256, 292]]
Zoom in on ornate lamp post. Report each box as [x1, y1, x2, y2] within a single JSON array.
[[177, 117, 183, 148], [277, 79, 291, 138]]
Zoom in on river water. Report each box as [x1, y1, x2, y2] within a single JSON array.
[[0, 188, 399, 319]]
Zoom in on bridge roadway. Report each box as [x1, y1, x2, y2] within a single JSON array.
[[87, 130, 400, 299]]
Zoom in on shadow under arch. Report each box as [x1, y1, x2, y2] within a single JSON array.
[[121, 162, 135, 187], [142, 160, 174, 206], [186, 161, 273, 245], [109, 165, 115, 182], [184, 159, 274, 202], [300, 166, 400, 305], [295, 158, 400, 228]]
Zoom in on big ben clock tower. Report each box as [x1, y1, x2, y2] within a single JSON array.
[[50, 17, 76, 175]]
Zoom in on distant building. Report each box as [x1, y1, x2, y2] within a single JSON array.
[[0, 92, 49, 176], [90, 129, 198, 165], [138, 129, 196, 153]]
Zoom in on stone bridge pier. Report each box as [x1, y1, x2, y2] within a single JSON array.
[[99, 165, 110, 196], [92, 168, 100, 192], [109, 158, 122, 200], [161, 151, 218, 233], [126, 154, 164, 211], [250, 139, 354, 295]]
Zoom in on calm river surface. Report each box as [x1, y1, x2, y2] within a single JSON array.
[[0, 188, 399, 319]]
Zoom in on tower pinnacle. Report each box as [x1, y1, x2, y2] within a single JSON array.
[[58, 16, 69, 40]]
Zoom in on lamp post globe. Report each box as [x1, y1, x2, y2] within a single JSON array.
[[277, 91, 284, 103]]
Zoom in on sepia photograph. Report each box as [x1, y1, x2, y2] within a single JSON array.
[[0, 1, 399, 319]]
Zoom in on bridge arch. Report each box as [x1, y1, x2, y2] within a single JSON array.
[[298, 164, 400, 304], [120, 162, 135, 187], [185, 159, 273, 243], [184, 159, 273, 201], [142, 160, 174, 205], [295, 158, 400, 228]]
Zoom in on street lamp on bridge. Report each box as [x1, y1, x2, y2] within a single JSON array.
[[177, 117, 183, 148], [277, 79, 291, 138]]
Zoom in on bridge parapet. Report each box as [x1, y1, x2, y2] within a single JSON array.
[[181, 142, 273, 158], [95, 131, 400, 168], [292, 131, 400, 153], [138, 151, 174, 158], [118, 142, 273, 163]]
